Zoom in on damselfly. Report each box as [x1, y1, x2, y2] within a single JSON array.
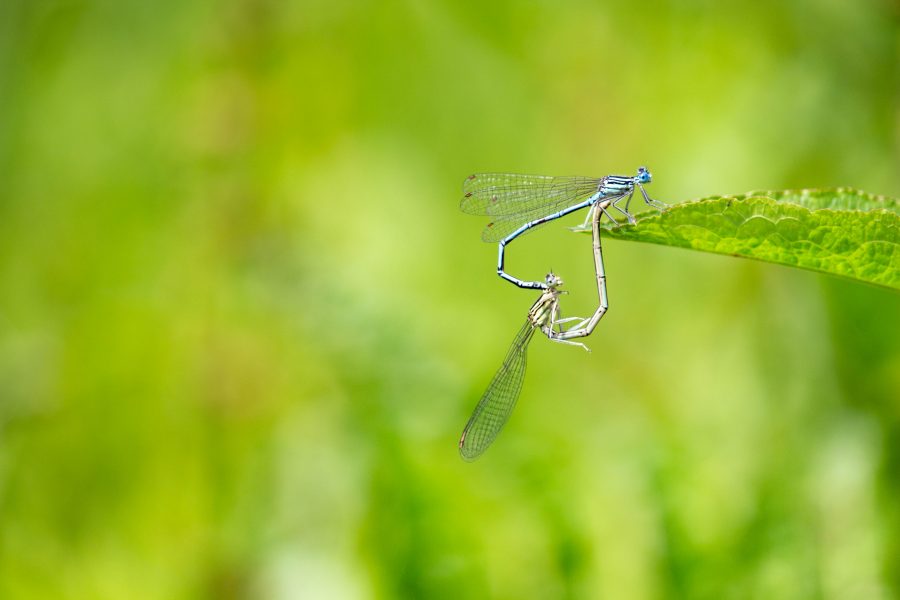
[[461, 166, 664, 290], [459, 206, 612, 460]]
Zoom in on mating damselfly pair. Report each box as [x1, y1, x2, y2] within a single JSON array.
[[458, 167, 664, 461]]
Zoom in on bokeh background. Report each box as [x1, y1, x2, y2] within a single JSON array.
[[1, 0, 899, 598]]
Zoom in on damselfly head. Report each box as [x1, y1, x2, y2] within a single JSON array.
[[636, 166, 652, 184], [545, 272, 564, 288]]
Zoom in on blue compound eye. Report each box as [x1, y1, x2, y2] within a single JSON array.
[[637, 167, 651, 183]]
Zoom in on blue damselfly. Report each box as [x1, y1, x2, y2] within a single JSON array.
[[461, 167, 664, 290]]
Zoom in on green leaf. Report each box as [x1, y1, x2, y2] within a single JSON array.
[[578, 188, 900, 290]]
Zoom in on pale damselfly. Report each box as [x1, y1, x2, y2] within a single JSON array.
[[461, 166, 664, 290], [459, 205, 611, 461]]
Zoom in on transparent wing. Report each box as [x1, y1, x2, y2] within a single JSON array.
[[459, 321, 536, 461], [461, 173, 601, 217]]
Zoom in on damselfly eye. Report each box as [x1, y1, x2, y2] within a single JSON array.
[[637, 166, 651, 183]]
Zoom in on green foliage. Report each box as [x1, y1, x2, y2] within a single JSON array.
[[1, 0, 899, 598], [585, 189, 900, 290]]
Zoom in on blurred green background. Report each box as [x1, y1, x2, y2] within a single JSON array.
[[1, 0, 898, 598]]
